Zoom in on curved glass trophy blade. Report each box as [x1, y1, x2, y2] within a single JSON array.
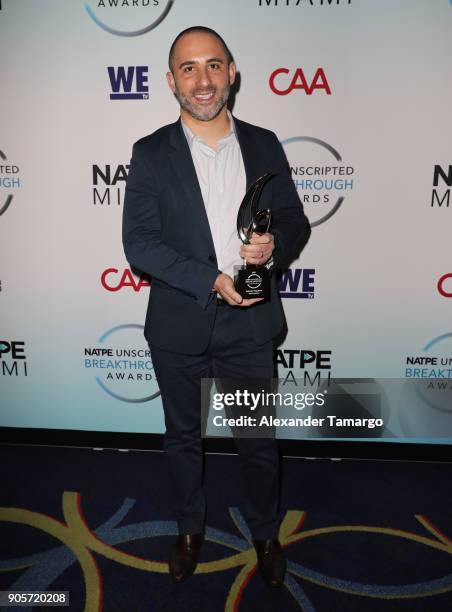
[[237, 181, 261, 244], [249, 174, 274, 221], [236, 173, 275, 244]]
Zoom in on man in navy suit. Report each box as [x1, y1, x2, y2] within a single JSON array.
[[123, 26, 309, 586]]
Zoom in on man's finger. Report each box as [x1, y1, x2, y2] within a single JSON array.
[[240, 297, 264, 306], [240, 248, 272, 265], [241, 244, 267, 253], [219, 290, 263, 307], [240, 243, 274, 254], [249, 232, 274, 245], [221, 286, 244, 305]]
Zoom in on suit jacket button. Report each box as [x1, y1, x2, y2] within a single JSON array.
[[208, 254, 215, 262]]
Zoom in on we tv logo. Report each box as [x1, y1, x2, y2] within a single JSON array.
[[277, 268, 315, 299], [107, 66, 149, 100]]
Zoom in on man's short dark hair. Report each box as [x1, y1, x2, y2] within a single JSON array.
[[168, 26, 234, 73]]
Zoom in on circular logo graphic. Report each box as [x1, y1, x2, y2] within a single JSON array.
[[281, 137, 354, 227], [87, 324, 160, 403], [415, 333, 452, 415], [399, 332, 452, 438], [84, 0, 174, 37], [245, 272, 262, 290], [0, 149, 20, 217]]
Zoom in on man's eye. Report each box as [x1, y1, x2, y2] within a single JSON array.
[[210, 63, 220, 70], [183, 66, 193, 73]]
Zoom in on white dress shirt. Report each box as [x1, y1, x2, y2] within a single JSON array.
[[181, 111, 246, 280]]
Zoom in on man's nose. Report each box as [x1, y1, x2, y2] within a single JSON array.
[[197, 66, 212, 88]]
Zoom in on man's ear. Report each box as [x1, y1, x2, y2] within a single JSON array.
[[166, 71, 176, 94], [229, 61, 236, 86]]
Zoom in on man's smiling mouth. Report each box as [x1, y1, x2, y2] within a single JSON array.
[[193, 91, 216, 102]]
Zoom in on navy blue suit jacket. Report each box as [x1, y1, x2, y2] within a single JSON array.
[[122, 116, 309, 354]]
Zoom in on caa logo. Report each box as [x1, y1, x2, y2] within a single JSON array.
[[269, 68, 331, 96], [438, 274, 452, 298], [102, 268, 150, 292], [108, 66, 149, 100], [277, 269, 315, 299]]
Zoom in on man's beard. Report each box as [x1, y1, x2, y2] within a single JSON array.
[[174, 82, 230, 122]]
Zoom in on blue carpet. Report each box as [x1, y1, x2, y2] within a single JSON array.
[[1, 445, 452, 611]]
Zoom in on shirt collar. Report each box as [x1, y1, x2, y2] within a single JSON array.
[[181, 110, 237, 151]]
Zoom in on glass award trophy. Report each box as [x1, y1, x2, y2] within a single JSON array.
[[234, 173, 275, 300]]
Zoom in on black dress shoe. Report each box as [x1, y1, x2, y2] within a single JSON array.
[[169, 533, 204, 582], [253, 539, 286, 587]]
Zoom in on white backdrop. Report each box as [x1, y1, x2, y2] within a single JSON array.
[[1, 0, 451, 442]]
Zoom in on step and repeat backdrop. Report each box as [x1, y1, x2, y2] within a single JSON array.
[[1, 0, 451, 444]]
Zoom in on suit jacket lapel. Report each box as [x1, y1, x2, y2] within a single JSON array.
[[234, 116, 261, 190], [168, 119, 216, 255]]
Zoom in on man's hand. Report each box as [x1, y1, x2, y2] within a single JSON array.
[[213, 273, 263, 307], [239, 232, 275, 266]]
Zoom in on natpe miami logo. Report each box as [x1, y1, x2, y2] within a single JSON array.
[[92, 163, 129, 206], [0, 341, 28, 377], [0, 149, 21, 217], [274, 347, 333, 386], [281, 137, 354, 227], [85, 0, 174, 37], [108, 66, 149, 100], [431, 164, 451, 208]]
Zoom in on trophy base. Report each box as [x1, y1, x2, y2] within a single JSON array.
[[234, 265, 270, 300]]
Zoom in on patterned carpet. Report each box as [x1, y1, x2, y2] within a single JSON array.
[[1, 444, 451, 612]]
